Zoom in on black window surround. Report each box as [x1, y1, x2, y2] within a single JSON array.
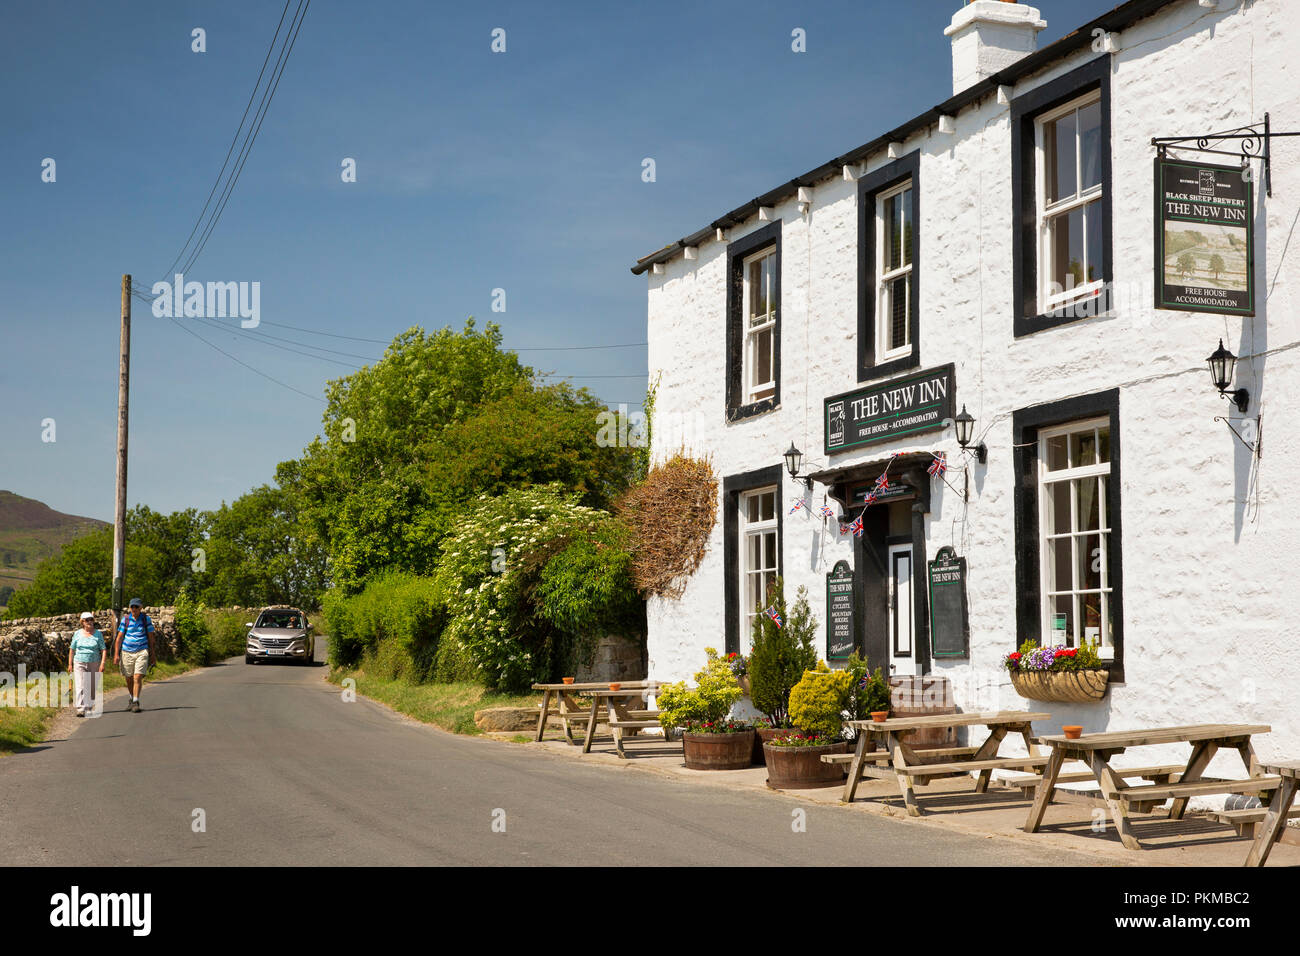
[[1011, 55, 1113, 338], [722, 465, 783, 656], [725, 221, 781, 422], [1012, 388, 1124, 683], [857, 150, 921, 382]]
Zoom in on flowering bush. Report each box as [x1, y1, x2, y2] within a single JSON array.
[[1004, 639, 1104, 673], [657, 647, 744, 731], [726, 652, 748, 679], [433, 485, 637, 692], [767, 733, 834, 748]]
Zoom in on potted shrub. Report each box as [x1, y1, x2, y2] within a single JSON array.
[[1004, 640, 1109, 702], [746, 579, 818, 764], [657, 648, 752, 770], [764, 664, 853, 789]]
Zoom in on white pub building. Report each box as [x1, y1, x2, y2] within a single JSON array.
[[633, 0, 1300, 760]]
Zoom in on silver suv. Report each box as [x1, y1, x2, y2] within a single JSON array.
[[245, 606, 315, 665]]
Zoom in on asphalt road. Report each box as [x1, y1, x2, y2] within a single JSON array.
[[0, 641, 1102, 866]]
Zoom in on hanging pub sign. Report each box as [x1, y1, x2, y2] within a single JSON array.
[[826, 560, 855, 661], [824, 364, 955, 455], [926, 546, 969, 659], [1155, 157, 1255, 316]]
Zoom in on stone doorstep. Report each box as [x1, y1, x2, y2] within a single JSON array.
[[519, 735, 1300, 867]]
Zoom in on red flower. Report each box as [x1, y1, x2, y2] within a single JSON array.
[[1008, 652, 1022, 660]]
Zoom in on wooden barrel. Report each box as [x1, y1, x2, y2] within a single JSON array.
[[888, 676, 957, 750], [682, 731, 756, 770], [764, 741, 849, 789]]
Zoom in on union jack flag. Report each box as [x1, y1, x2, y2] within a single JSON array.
[[789, 499, 803, 514], [874, 472, 890, 492], [862, 491, 878, 506], [928, 453, 947, 477], [819, 505, 835, 519], [849, 515, 864, 538], [839, 524, 850, 536], [765, 606, 783, 627]]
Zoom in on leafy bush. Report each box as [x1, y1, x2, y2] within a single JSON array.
[[322, 571, 443, 674], [619, 451, 717, 598], [173, 587, 211, 665], [433, 485, 631, 691], [788, 664, 854, 740], [202, 608, 252, 660], [747, 579, 818, 726], [657, 648, 744, 731]]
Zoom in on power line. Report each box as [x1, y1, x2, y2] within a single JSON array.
[[163, 314, 325, 403]]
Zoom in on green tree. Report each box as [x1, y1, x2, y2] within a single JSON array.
[[1177, 252, 1197, 278], [1209, 253, 1226, 280], [746, 578, 818, 726], [4, 526, 170, 617]]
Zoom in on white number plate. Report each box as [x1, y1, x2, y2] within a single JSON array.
[[266, 649, 285, 656]]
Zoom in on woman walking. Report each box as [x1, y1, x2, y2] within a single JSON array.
[[67, 612, 106, 717]]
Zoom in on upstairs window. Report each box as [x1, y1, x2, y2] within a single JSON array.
[[1037, 94, 1104, 314], [876, 181, 914, 362], [743, 248, 777, 404]]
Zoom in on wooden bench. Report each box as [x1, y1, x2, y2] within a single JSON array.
[[1025, 723, 1273, 851], [841, 711, 1051, 815], [1246, 760, 1300, 866], [1205, 806, 1300, 839]]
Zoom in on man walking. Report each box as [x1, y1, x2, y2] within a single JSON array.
[[114, 598, 156, 713]]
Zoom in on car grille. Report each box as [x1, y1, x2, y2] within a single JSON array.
[[259, 637, 293, 648]]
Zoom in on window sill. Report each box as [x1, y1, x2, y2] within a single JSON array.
[[856, 349, 919, 384], [1014, 300, 1111, 338], [727, 398, 777, 422]]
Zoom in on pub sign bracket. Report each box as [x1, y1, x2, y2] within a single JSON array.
[[1152, 113, 1300, 198]]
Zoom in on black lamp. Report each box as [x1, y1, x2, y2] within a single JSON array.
[[784, 443, 803, 479], [953, 404, 987, 464], [1207, 338, 1250, 413]]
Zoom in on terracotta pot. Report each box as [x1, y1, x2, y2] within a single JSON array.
[[682, 730, 756, 770], [561, 677, 574, 685], [751, 725, 803, 765], [871, 711, 889, 722], [1063, 725, 1083, 740], [1010, 669, 1109, 703], [609, 682, 621, 691], [764, 740, 850, 789]]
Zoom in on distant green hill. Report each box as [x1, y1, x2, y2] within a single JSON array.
[[0, 491, 108, 606]]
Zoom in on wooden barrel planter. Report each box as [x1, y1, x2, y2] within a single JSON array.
[[682, 730, 756, 770], [889, 675, 957, 750], [751, 726, 803, 766], [1010, 669, 1109, 703], [764, 741, 850, 789]]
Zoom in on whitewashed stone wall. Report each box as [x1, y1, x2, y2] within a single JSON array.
[[642, 0, 1300, 771]]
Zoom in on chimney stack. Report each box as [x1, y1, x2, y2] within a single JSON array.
[[945, 1, 1046, 96]]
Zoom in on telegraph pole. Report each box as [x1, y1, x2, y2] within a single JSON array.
[[111, 274, 131, 618]]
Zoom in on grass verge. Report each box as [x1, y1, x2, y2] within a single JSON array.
[[0, 658, 199, 757], [327, 667, 542, 736]]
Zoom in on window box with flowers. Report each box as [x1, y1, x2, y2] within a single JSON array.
[[1004, 640, 1110, 703]]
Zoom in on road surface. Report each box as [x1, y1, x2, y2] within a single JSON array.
[[0, 642, 1104, 866]]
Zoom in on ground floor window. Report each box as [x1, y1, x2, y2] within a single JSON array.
[[1037, 417, 1114, 657], [740, 487, 778, 650]]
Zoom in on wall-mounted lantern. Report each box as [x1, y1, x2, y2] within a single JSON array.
[[1207, 338, 1250, 413], [953, 404, 987, 464]]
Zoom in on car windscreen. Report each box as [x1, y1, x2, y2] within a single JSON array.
[[257, 612, 303, 629]]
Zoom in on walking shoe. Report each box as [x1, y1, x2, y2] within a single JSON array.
[[76, 710, 85, 717], [131, 700, 141, 713]]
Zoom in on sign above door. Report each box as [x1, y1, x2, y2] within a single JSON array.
[[824, 364, 955, 456]]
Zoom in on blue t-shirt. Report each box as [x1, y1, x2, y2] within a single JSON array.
[[70, 630, 106, 663], [118, 612, 154, 652]]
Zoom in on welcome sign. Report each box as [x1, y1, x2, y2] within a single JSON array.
[[1155, 158, 1255, 316], [824, 364, 954, 455]]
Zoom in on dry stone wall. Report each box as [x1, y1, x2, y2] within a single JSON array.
[[0, 608, 180, 673]]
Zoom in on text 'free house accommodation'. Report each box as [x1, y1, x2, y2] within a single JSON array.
[[632, 0, 1300, 760]]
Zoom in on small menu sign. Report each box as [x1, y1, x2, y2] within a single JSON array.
[[826, 560, 855, 661], [927, 546, 969, 659]]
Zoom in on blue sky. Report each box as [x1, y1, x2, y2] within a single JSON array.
[[0, 0, 1118, 521]]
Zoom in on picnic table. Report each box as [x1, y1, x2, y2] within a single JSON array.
[[833, 710, 1051, 815], [1023, 723, 1276, 851], [531, 681, 663, 745], [578, 685, 667, 758], [1244, 760, 1300, 867]]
